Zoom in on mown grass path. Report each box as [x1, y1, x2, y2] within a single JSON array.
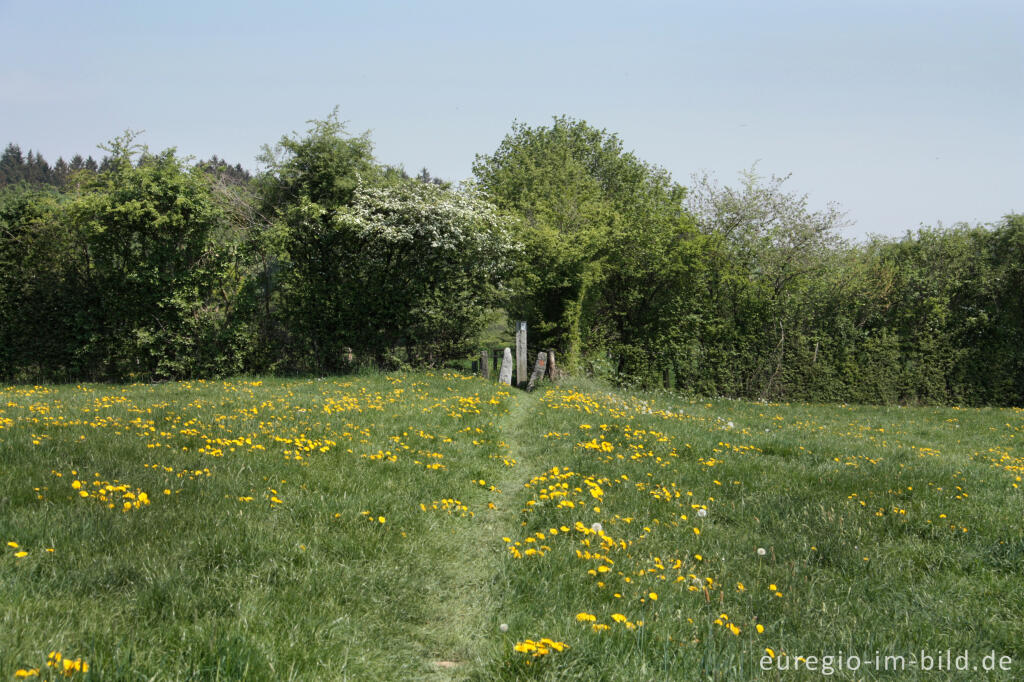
[[414, 388, 543, 680]]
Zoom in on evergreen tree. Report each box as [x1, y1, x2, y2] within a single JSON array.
[[1, 144, 25, 185], [52, 157, 70, 187]]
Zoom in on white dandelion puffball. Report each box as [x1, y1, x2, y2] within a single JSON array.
[[726, 421, 734, 429], [499, 623, 509, 632], [591, 522, 603, 533], [697, 508, 707, 518], [757, 547, 767, 556]]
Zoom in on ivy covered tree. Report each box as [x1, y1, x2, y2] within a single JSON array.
[[473, 116, 701, 378]]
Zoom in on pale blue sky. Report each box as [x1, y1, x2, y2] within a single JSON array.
[[2, 0, 1020, 239]]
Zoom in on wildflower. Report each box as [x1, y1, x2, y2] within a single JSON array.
[[591, 522, 603, 533], [648, 592, 658, 601], [499, 623, 509, 632], [757, 547, 766, 556], [697, 508, 707, 518], [576, 612, 597, 622]]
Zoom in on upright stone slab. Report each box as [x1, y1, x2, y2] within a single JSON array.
[[526, 351, 548, 392], [546, 349, 559, 380], [515, 320, 527, 387], [480, 350, 490, 379], [498, 347, 513, 386]]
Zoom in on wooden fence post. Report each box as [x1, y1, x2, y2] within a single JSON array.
[[480, 350, 490, 379]]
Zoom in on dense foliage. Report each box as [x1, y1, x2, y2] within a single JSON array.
[[1, 115, 1020, 404]]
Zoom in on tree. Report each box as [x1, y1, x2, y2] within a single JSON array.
[[64, 132, 235, 379], [319, 182, 519, 366], [254, 111, 519, 370], [0, 183, 73, 379], [684, 167, 849, 397], [0, 144, 24, 185], [253, 110, 381, 370], [473, 116, 701, 378]]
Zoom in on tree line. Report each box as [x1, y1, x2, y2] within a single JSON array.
[[1, 113, 1020, 405]]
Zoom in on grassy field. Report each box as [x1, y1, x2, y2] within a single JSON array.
[[1, 372, 1022, 680]]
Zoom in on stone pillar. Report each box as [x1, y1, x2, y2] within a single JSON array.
[[498, 347, 513, 386], [526, 352, 548, 392]]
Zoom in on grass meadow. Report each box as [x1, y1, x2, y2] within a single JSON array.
[[1, 372, 1022, 680]]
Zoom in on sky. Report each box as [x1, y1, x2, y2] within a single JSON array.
[[1, 0, 1020, 240]]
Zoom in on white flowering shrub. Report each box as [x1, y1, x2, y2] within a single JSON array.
[[291, 180, 520, 367]]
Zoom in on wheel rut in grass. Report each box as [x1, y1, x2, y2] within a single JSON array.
[[418, 387, 543, 679]]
